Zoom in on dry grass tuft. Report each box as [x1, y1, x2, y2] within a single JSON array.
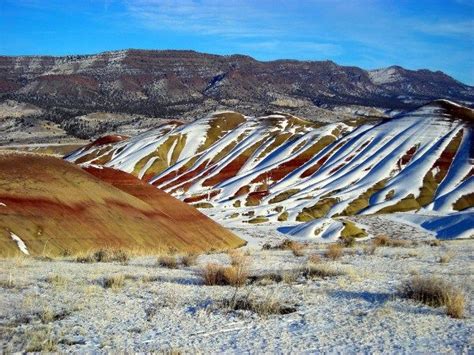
[[76, 248, 130, 263], [103, 274, 125, 290], [290, 242, 305, 257], [250, 269, 300, 285], [0, 273, 16, 289], [303, 262, 346, 279], [25, 327, 57, 352], [157, 255, 179, 269], [201, 262, 249, 287], [372, 235, 390, 246], [223, 292, 296, 316], [340, 236, 356, 248], [324, 243, 343, 260], [228, 249, 249, 266], [364, 244, 377, 255], [308, 253, 322, 264], [439, 251, 454, 264], [181, 253, 198, 267], [373, 235, 410, 248], [262, 239, 305, 254], [46, 274, 68, 288], [427, 239, 442, 247], [400, 276, 465, 318]]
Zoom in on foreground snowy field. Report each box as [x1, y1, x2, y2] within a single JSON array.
[[1, 227, 472, 353]]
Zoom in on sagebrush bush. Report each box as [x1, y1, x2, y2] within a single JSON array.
[[400, 276, 465, 318]]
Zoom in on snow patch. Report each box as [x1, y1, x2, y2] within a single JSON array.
[[10, 232, 29, 255]]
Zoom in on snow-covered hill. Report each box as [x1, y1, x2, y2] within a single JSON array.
[[67, 100, 474, 240]]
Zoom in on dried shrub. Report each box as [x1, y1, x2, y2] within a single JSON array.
[[228, 249, 248, 266], [303, 262, 346, 279], [324, 243, 343, 260], [263, 239, 304, 252], [181, 253, 198, 267], [249, 270, 300, 285], [373, 235, 390, 246], [76, 248, 130, 263], [157, 255, 178, 269], [400, 276, 465, 318], [223, 292, 296, 316], [364, 244, 377, 255], [340, 236, 356, 248], [439, 252, 454, 264], [103, 274, 125, 289], [373, 235, 410, 248], [308, 253, 322, 264], [46, 274, 68, 288], [427, 239, 442, 247], [201, 263, 249, 287], [290, 242, 305, 257]]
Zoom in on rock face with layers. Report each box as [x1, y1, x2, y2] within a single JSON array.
[[0, 152, 244, 256], [1, 50, 473, 120]]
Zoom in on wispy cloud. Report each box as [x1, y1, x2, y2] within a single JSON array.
[[414, 20, 474, 38], [125, 0, 284, 38]]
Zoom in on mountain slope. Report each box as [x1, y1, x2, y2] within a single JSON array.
[[67, 100, 474, 239], [1, 50, 473, 121], [0, 152, 244, 256]]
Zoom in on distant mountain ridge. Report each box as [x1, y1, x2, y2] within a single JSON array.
[[1, 49, 473, 120]]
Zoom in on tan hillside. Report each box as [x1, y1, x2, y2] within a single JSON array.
[[0, 152, 244, 257]]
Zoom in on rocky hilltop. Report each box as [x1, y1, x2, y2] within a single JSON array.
[[1, 49, 473, 121]]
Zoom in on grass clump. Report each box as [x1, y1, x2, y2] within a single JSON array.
[[439, 251, 454, 264], [373, 235, 410, 248], [223, 292, 296, 316], [308, 253, 322, 264], [250, 270, 300, 285], [400, 276, 466, 318], [303, 262, 346, 279], [46, 274, 68, 288], [324, 243, 343, 260], [181, 253, 198, 267], [157, 255, 179, 269], [201, 261, 249, 287], [263, 239, 305, 256], [25, 327, 57, 352], [103, 274, 125, 290], [76, 248, 130, 263]]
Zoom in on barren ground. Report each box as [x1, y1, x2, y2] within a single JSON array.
[[1, 224, 472, 353]]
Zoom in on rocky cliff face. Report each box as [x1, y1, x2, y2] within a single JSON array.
[[1, 49, 473, 120]]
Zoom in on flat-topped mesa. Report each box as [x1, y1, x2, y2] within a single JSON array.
[[2, 49, 473, 119]]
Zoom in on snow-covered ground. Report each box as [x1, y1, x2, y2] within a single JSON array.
[[1, 221, 472, 353]]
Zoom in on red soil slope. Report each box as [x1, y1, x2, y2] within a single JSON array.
[[0, 152, 244, 257]]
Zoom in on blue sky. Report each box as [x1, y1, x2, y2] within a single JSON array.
[[1, 0, 473, 84]]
